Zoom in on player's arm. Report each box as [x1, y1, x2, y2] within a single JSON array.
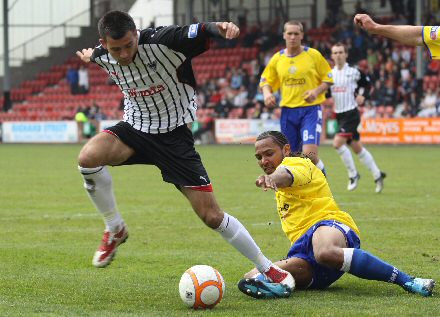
[[206, 22, 240, 39], [76, 48, 94, 63], [354, 14, 423, 46], [256, 167, 293, 191], [261, 85, 277, 108], [355, 70, 371, 104], [303, 82, 331, 103]]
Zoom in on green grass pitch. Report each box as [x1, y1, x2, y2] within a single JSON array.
[[0, 143, 438, 316]]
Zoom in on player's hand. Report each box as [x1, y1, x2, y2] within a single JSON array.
[[355, 95, 365, 105], [354, 14, 377, 32], [263, 93, 277, 108], [256, 175, 278, 191], [303, 90, 317, 103], [216, 22, 240, 39], [76, 48, 94, 63]]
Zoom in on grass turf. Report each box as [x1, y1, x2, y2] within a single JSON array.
[[0, 143, 438, 316]]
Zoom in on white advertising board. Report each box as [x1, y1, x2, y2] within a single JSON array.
[[2, 121, 78, 143], [215, 119, 281, 144]]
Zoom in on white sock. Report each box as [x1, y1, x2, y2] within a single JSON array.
[[315, 159, 325, 171], [78, 166, 123, 232], [357, 148, 381, 180], [215, 212, 272, 273], [337, 145, 358, 178], [340, 248, 354, 272]]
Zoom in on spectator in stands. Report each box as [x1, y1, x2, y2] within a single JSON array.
[[260, 20, 333, 175], [366, 48, 378, 68], [383, 79, 397, 108], [394, 100, 412, 118], [88, 103, 106, 134], [370, 81, 386, 107], [418, 88, 438, 117], [75, 106, 88, 142], [214, 97, 232, 118], [193, 113, 215, 144], [260, 106, 276, 120], [362, 100, 376, 119], [230, 68, 244, 90], [246, 75, 259, 101], [66, 66, 79, 95], [233, 85, 248, 108], [78, 65, 90, 94]]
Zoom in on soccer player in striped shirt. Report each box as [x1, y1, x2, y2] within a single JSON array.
[[75, 11, 294, 294], [330, 43, 386, 192], [354, 14, 440, 59], [238, 131, 435, 298], [259, 21, 334, 176]]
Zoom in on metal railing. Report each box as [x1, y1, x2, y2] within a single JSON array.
[[0, 8, 90, 72]]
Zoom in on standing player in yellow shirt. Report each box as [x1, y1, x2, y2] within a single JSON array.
[[238, 131, 435, 298], [354, 14, 440, 59], [260, 21, 334, 175]]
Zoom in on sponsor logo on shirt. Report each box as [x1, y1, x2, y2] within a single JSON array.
[[332, 86, 347, 93], [188, 24, 198, 38], [127, 84, 165, 97], [327, 72, 333, 78], [285, 78, 305, 86]]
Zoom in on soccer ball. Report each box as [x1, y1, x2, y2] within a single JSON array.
[[179, 265, 225, 309]]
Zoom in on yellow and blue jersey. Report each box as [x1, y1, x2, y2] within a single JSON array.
[[274, 156, 360, 245], [259, 47, 334, 108], [422, 26, 440, 59]]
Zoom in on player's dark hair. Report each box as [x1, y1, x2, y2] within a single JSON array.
[[256, 131, 309, 159], [332, 42, 347, 53], [98, 11, 136, 40], [256, 131, 289, 148]]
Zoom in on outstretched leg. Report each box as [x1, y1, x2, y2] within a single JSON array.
[[181, 187, 295, 295], [312, 226, 435, 296]]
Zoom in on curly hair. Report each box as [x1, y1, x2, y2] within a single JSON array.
[[256, 131, 309, 159]]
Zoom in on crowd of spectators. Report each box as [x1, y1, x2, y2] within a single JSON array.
[[191, 2, 440, 143]]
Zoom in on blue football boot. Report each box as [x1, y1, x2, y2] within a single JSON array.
[[403, 278, 435, 297], [238, 278, 293, 299]]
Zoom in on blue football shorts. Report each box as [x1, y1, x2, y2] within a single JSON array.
[[280, 105, 323, 153], [286, 220, 361, 289]]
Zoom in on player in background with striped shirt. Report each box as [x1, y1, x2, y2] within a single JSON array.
[[330, 43, 386, 192], [75, 11, 294, 295], [354, 14, 440, 59], [260, 21, 334, 176]]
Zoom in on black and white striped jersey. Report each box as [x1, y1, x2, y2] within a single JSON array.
[[91, 24, 212, 133], [330, 63, 371, 114]]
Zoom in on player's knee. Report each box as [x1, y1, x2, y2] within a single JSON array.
[[78, 146, 100, 168], [314, 247, 340, 267], [201, 209, 223, 229]]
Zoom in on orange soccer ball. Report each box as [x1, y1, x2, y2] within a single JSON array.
[[179, 265, 225, 309]]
